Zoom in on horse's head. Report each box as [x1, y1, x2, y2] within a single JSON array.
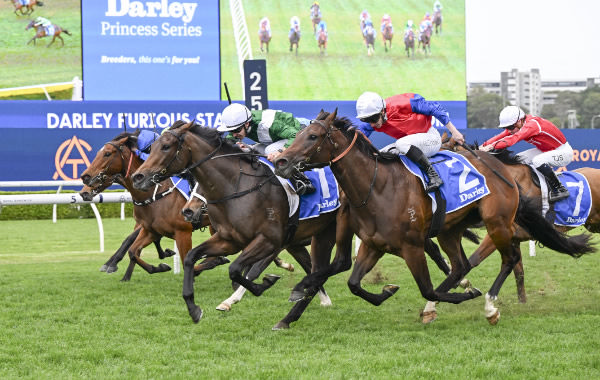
[[275, 109, 342, 178], [132, 120, 195, 191], [80, 133, 137, 200], [25, 20, 35, 30], [181, 182, 208, 223]]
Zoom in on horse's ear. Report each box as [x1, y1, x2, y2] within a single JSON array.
[[325, 108, 338, 124], [116, 136, 130, 146], [181, 121, 194, 131]]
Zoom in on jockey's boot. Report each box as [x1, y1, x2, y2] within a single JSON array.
[[291, 170, 316, 196], [406, 145, 443, 192], [536, 164, 569, 203]]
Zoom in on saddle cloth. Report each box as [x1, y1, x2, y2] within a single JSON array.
[[399, 150, 490, 214], [259, 158, 340, 219]]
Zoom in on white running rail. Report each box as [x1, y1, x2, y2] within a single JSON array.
[[229, 0, 253, 90]]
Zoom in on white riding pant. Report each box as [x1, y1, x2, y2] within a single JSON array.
[[253, 139, 288, 155], [517, 142, 573, 168], [381, 126, 441, 157]]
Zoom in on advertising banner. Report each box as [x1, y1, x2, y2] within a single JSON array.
[[81, 0, 220, 100]]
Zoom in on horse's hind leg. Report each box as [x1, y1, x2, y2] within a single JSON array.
[[120, 229, 170, 282], [101, 227, 141, 273], [347, 242, 397, 306]]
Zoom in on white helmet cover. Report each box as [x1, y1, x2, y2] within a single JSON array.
[[218, 103, 252, 132], [498, 105, 525, 128], [356, 91, 386, 119]]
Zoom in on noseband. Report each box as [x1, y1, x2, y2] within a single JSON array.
[[298, 119, 359, 169], [87, 141, 133, 188]]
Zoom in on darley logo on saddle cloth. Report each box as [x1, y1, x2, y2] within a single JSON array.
[[553, 171, 592, 227], [259, 158, 340, 220], [399, 151, 490, 213]]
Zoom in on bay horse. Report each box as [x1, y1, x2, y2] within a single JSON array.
[[274, 110, 593, 325], [382, 23, 393, 52], [26, 19, 71, 47], [433, 10, 443, 35], [404, 29, 415, 58], [80, 131, 226, 282], [418, 23, 432, 55], [317, 29, 327, 55], [289, 25, 301, 56], [12, 0, 43, 15], [310, 4, 321, 33], [259, 26, 271, 53], [364, 25, 375, 56], [131, 122, 355, 329]]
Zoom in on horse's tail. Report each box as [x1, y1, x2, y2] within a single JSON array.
[[63, 29, 72, 36], [515, 196, 595, 258], [36, 0, 43, 6], [463, 228, 480, 245]]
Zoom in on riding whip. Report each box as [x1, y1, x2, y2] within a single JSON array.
[[224, 82, 232, 104]]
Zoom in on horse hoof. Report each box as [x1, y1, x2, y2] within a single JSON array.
[[459, 278, 472, 289], [289, 290, 304, 302], [272, 321, 290, 330], [467, 287, 482, 298], [422, 310, 437, 324], [189, 306, 203, 323], [162, 249, 176, 259], [281, 263, 294, 272], [157, 263, 171, 272], [99, 264, 108, 272], [264, 274, 281, 286], [486, 310, 500, 325], [383, 284, 400, 296], [518, 295, 527, 304], [216, 302, 231, 311], [106, 265, 118, 274]]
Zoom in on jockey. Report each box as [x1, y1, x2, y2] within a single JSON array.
[[355, 92, 465, 192], [433, 0, 443, 12], [217, 103, 316, 195], [380, 14, 393, 33], [359, 9, 370, 24], [310, 1, 321, 17], [362, 19, 375, 37], [289, 16, 300, 37], [419, 19, 431, 33], [480, 106, 572, 202], [34, 16, 52, 28], [135, 130, 159, 161], [405, 19, 415, 36], [422, 12, 433, 26], [258, 17, 271, 38], [317, 20, 327, 36]]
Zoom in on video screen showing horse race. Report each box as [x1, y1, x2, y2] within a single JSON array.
[[1, 0, 599, 379]]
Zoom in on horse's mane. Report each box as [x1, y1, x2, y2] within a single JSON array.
[[491, 149, 523, 166], [111, 131, 139, 150], [315, 111, 398, 162], [169, 120, 255, 163]]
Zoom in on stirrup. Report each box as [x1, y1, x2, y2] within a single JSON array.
[[549, 187, 569, 203], [294, 180, 316, 196], [425, 173, 443, 192]]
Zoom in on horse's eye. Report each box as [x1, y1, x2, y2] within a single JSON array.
[[104, 151, 111, 157], [308, 134, 318, 140], [161, 144, 170, 151]]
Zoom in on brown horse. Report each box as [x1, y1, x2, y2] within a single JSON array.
[[80, 131, 226, 282], [274, 111, 593, 325], [310, 4, 321, 33], [12, 0, 43, 15], [418, 23, 432, 54], [404, 29, 415, 58], [26, 19, 71, 47], [382, 23, 393, 52], [259, 27, 271, 53], [363, 24, 375, 56], [131, 122, 355, 329], [289, 25, 300, 56], [317, 29, 327, 55], [433, 10, 443, 34]]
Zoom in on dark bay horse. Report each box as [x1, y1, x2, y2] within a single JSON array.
[[289, 26, 300, 55], [364, 25, 375, 56], [12, 0, 43, 15], [26, 19, 71, 47], [382, 23, 393, 52], [274, 110, 593, 325], [404, 29, 415, 58], [80, 131, 225, 282], [418, 23, 432, 55], [131, 122, 355, 329], [434, 10, 443, 34]]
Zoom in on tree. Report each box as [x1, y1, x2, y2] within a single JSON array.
[[467, 87, 505, 128]]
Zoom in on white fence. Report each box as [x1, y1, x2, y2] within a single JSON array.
[[229, 0, 253, 90]]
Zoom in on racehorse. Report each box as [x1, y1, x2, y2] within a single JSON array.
[[433, 9, 443, 34], [317, 29, 327, 55], [382, 23, 393, 52], [418, 23, 432, 55], [364, 25, 375, 56], [259, 26, 271, 53], [12, 0, 43, 15], [25, 19, 71, 47], [289, 25, 301, 56], [274, 110, 593, 325], [131, 121, 355, 329], [310, 4, 321, 33], [404, 29, 415, 58]]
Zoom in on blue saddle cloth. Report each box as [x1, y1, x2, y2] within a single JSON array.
[[399, 150, 490, 213], [553, 171, 592, 227], [170, 177, 190, 200], [258, 157, 340, 220]]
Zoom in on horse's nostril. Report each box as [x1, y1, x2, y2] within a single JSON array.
[[181, 209, 194, 219]]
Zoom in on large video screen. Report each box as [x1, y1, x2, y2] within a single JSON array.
[[81, 0, 221, 100]]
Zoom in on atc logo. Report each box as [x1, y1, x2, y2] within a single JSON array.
[[52, 136, 93, 180]]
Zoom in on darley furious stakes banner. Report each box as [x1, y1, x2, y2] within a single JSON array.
[[81, 0, 220, 100]]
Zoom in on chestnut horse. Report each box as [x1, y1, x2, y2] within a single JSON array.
[[382, 23, 393, 52], [26, 19, 71, 47], [131, 122, 354, 329], [317, 29, 327, 55], [274, 111, 593, 325], [12, 0, 43, 16]]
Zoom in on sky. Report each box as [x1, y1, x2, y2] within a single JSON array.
[[465, 0, 600, 83]]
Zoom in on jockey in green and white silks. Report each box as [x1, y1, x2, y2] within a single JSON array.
[[217, 103, 315, 195]]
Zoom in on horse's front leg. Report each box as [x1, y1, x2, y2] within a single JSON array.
[[100, 227, 141, 273], [182, 234, 239, 323], [120, 229, 170, 282], [347, 242, 397, 306]]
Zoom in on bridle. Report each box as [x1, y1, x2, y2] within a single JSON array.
[[86, 141, 134, 189]]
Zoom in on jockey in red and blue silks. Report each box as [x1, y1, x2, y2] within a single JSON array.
[[355, 92, 464, 192]]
